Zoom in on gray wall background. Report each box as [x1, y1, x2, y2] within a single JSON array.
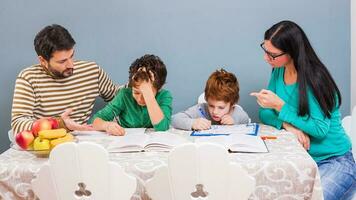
[[0, 0, 350, 153]]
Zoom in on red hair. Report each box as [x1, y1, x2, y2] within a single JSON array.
[[204, 69, 239, 105]]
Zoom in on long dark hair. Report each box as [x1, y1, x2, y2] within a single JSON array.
[[264, 20, 341, 118]]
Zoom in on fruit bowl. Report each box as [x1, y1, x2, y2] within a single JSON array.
[[10, 143, 51, 157], [11, 137, 77, 158]]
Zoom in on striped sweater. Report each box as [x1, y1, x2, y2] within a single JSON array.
[[11, 61, 119, 134]]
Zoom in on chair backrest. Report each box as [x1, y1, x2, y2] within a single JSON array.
[[146, 143, 255, 200], [31, 142, 136, 200], [350, 107, 356, 157], [8, 129, 14, 143], [342, 106, 356, 158], [342, 116, 351, 135], [198, 93, 206, 104]]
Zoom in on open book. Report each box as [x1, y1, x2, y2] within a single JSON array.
[[191, 123, 259, 136], [107, 132, 190, 152], [195, 134, 268, 153], [73, 129, 148, 147], [72, 128, 146, 137]]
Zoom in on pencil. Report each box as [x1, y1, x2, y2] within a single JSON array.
[[260, 136, 277, 140], [112, 110, 121, 125]]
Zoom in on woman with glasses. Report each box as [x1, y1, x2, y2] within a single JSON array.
[[251, 20, 355, 200]]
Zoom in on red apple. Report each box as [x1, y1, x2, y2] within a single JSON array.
[[15, 130, 35, 150], [47, 117, 59, 129], [32, 119, 52, 137]]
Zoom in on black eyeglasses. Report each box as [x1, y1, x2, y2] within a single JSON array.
[[260, 42, 286, 60]]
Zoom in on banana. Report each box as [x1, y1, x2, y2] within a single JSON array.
[[50, 133, 74, 149], [38, 128, 67, 139]]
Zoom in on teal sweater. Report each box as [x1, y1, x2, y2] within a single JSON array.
[[90, 88, 173, 131], [259, 67, 351, 162]]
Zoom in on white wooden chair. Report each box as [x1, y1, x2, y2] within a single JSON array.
[[146, 143, 255, 200], [342, 116, 351, 134], [31, 142, 136, 200], [8, 129, 14, 143], [197, 92, 207, 104], [342, 106, 356, 158]]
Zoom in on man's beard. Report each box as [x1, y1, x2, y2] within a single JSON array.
[[48, 64, 73, 78]]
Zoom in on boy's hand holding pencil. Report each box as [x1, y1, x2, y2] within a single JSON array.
[[192, 118, 211, 130]]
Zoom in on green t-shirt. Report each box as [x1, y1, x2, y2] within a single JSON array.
[[259, 67, 351, 162], [90, 88, 173, 131]]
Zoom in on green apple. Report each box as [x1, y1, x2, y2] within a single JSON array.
[[33, 137, 50, 151]]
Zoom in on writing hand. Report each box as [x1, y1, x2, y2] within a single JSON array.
[[192, 118, 212, 130], [104, 121, 126, 136]]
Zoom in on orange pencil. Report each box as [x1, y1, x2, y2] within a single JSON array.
[[260, 136, 277, 140]]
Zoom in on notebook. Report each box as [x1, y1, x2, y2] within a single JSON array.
[[107, 132, 190, 152], [191, 123, 259, 136], [195, 134, 268, 153]]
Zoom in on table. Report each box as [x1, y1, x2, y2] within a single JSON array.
[[0, 125, 323, 200]]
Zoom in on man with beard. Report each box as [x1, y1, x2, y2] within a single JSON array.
[[11, 24, 119, 135]]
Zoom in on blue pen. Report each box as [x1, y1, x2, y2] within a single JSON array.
[[191, 132, 229, 136], [198, 106, 208, 118], [191, 107, 229, 136], [195, 106, 217, 132]]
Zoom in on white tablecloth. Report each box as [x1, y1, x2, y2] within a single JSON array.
[[0, 125, 323, 200]]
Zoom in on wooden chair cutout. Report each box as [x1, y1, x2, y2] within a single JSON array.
[[191, 184, 209, 199], [74, 182, 92, 197], [31, 142, 136, 200], [146, 143, 255, 200]]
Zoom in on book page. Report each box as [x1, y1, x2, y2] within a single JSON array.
[[107, 133, 149, 152], [194, 136, 228, 147], [192, 124, 258, 136], [228, 134, 268, 153], [124, 128, 146, 135], [73, 128, 146, 137], [72, 130, 107, 137], [144, 132, 190, 152], [195, 134, 268, 153]]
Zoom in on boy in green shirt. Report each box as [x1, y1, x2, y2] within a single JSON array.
[[91, 54, 172, 135]]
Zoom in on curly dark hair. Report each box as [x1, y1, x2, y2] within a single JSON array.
[[128, 54, 167, 91], [34, 24, 76, 61]]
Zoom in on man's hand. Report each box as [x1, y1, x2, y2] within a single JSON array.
[[104, 122, 125, 136], [60, 109, 94, 131], [192, 118, 211, 130], [283, 122, 310, 150]]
